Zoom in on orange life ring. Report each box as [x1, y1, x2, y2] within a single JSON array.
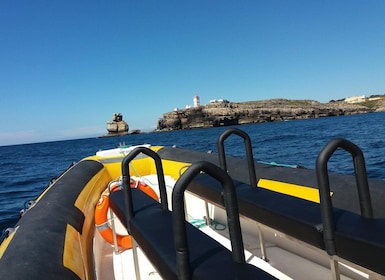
[[95, 179, 159, 249], [129, 178, 159, 201]]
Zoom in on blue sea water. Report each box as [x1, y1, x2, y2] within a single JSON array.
[[1, 112, 385, 235]]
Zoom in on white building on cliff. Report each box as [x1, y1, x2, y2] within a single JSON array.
[[344, 95, 366, 103]]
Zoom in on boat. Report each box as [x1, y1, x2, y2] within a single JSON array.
[[1, 127, 385, 279]]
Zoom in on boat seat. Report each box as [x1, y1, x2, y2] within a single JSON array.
[[110, 190, 275, 279], [204, 127, 329, 250], [188, 173, 331, 249], [128, 203, 276, 280], [111, 147, 277, 280], [129, 161, 276, 279]]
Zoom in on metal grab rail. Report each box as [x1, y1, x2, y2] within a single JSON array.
[[172, 161, 246, 280], [217, 128, 257, 187], [121, 147, 168, 226], [316, 137, 373, 255], [217, 128, 269, 260]]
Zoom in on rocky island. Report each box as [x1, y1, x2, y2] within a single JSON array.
[[157, 98, 385, 131], [99, 113, 129, 138]]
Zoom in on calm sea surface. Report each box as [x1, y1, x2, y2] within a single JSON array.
[[1, 112, 385, 234]]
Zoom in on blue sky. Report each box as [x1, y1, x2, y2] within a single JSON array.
[[1, 1, 384, 146]]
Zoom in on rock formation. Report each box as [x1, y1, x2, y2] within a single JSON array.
[[105, 113, 129, 136], [157, 99, 374, 131]]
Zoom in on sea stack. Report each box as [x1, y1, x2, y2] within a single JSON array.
[[106, 113, 129, 136]]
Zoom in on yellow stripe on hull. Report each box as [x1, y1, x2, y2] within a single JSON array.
[[0, 226, 19, 259], [257, 178, 331, 203], [63, 167, 112, 279]]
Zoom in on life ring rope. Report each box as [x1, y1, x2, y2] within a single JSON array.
[[95, 178, 158, 250]]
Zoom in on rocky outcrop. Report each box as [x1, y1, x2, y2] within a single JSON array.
[[157, 99, 374, 131], [103, 113, 129, 137], [372, 98, 385, 112]]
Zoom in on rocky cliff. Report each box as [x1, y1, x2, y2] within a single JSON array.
[[157, 99, 375, 131]]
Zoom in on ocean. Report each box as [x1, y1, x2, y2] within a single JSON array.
[[1, 112, 385, 235]]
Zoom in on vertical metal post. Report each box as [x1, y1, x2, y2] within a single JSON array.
[[109, 210, 120, 254], [204, 201, 212, 225], [257, 224, 268, 261], [330, 257, 341, 280], [132, 238, 141, 280]]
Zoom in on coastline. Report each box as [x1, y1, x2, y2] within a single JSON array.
[[156, 98, 382, 131]]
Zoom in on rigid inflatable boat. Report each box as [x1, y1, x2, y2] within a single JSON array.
[[1, 128, 385, 280]]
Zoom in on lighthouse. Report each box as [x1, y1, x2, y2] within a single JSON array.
[[193, 95, 200, 107]]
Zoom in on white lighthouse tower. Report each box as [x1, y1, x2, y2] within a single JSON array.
[[193, 95, 200, 107]]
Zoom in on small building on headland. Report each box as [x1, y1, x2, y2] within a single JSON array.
[[104, 113, 129, 137], [344, 95, 367, 104], [185, 95, 201, 109], [209, 99, 230, 104]]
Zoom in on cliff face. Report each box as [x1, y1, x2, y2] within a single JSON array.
[[157, 99, 374, 131]]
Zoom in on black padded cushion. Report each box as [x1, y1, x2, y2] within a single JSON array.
[[334, 211, 385, 275], [130, 206, 277, 280], [109, 188, 159, 229], [188, 173, 327, 249], [237, 187, 326, 248]]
